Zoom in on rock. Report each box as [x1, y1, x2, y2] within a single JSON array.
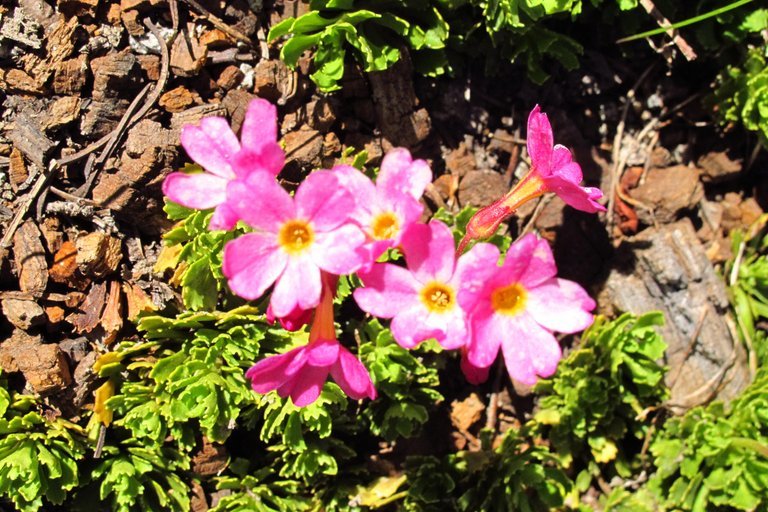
[[13, 220, 48, 296], [2, 298, 46, 329], [0, 330, 72, 395], [697, 151, 742, 183], [599, 219, 750, 412], [630, 165, 704, 224], [75, 233, 122, 279], [216, 65, 244, 90], [159, 86, 201, 113], [458, 170, 507, 208], [253, 59, 293, 103], [445, 143, 476, 177], [284, 128, 323, 169]]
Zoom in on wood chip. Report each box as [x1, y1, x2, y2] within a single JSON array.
[[9, 112, 55, 168], [50, 241, 79, 283], [8, 147, 28, 191], [1, 298, 46, 330], [75, 232, 122, 278], [13, 220, 49, 296], [199, 28, 233, 49], [0, 330, 72, 395], [53, 55, 88, 95], [159, 86, 200, 113], [123, 281, 155, 320], [170, 25, 207, 77], [43, 96, 82, 131], [101, 280, 123, 345], [67, 281, 107, 333]]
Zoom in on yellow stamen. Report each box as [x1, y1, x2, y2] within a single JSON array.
[[278, 219, 314, 255], [370, 212, 400, 240], [420, 282, 455, 313], [490, 283, 527, 316]]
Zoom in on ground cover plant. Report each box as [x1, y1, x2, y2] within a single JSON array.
[[1, 0, 767, 509]]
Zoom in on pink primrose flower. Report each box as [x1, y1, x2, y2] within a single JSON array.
[[246, 272, 376, 407], [459, 105, 605, 252], [333, 148, 431, 269], [266, 303, 313, 332], [163, 98, 285, 230], [222, 170, 365, 318], [461, 233, 596, 386], [353, 220, 498, 350]]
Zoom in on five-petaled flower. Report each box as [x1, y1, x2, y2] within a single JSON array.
[[222, 170, 365, 318], [460, 233, 596, 386], [163, 98, 285, 230], [353, 221, 495, 350], [459, 105, 605, 253]]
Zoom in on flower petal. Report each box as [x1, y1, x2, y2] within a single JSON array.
[[518, 236, 558, 289], [289, 365, 329, 407], [227, 174, 294, 231], [461, 352, 491, 385], [401, 221, 457, 283], [551, 156, 583, 184], [543, 177, 605, 213], [527, 278, 595, 333], [246, 349, 297, 394], [209, 202, 240, 231], [498, 233, 539, 284], [467, 304, 504, 368], [311, 224, 366, 275], [307, 339, 341, 367], [296, 171, 356, 231], [551, 144, 575, 171], [354, 264, 420, 318], [271, 256, 322, 318], [527, 105, 553, 176], [180, 118, 239, 178], [331, 348, 377, 400], [454, 242, 500, 311], [239, 98, 278, 154], [231, 143, 285, 179], [500, 313, 562, 386], [377, 148, 432, 200], [391, 305, 468, 350], [223, 232, 285, 300], [267, 303, 312, 331], [162, 172, 227, 210], [332, 165, 377, 219]]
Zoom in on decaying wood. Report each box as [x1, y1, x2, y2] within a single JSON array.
[[12, 219, 49, 296], [599, 219, 750, 412], [75, 232, 123, 278], [101, 280, 124, 344], [638, 0, 697, 62], [67, 281, 108, 333]]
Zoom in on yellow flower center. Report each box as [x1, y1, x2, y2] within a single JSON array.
[[278, 219, 314, 255], [490, 283, 527, 316], [420, 282, 455, 313], [370, 211, 400, 240]]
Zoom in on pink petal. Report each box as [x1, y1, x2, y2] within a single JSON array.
[[306, 339, 341, 367], [296, 171, 356, 231], [270, 256, 322, 318], [498, 233, 540, 284], [391, 304, 467, 350], [526, 105, 553, 176], [162, 172, 227, 210], [542, 177, 605, 213], [267, 304, 313, 331], [231, 143, 285, 179], [551, 144, 575, 171], [467, 304, 504, 368], [239, 98, 278, 154], [223, 233, 285, 300], [460, 352, 491, 385], [401, 221, 457, 284], [332, 165, 377, 218], [311, 224, 366, 275], [331, 348, 377, 400], [246, 349, 298, 394], [354, 264, 420, 318], [500, 313, 562, 386], [377, 148, 432, 200], [289, 365, 329, 407], [518, 236, 558, 289], [227, 174, 294, 231], [180, 118, 239, 179], [453, 242, 500, 311], [552, 158, 583, 184], [209, 202, 239, 231], [527, 279, 595, 333]]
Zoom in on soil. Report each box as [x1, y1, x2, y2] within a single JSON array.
[[1, 0, 767, 503]]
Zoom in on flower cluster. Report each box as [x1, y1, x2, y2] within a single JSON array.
[[164, 98, 603, 406]]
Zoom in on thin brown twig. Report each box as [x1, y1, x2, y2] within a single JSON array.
[[179, 0, 252, 44], [638, 0, 698, 61]]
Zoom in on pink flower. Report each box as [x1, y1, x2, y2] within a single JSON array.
[[461, 233, 596, 386], [353, 221, 496, 350], [459, 105, 605, 253], [333, 148, 431, 269], [163, 98, 285, 230], [266, 304, 313, 332], [222, 170, 365, 318], [245, 338, 377, 406], [246, 272, 376, 407]]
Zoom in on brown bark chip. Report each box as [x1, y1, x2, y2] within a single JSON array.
[[67, 281, 108, 334], [9, 112, 56, 169], [75, 232, 122, 278], [43, 96, 82, 131], [100, 281, 124, 345], [170, 25, 208, 77], [630, 165, 704, 224], [53, 55, 88, 95], [2, 298, 46, 330], [0, 330, 72, 395], [697, 151, 742, 183], [8, 148, 29, 191], [50, 241, 79, 284], [216, 65, 244, 91], [159, 86, 201, 113], [458, 170, 506, 208], [284, 128, 324, 169], [13, 220, 49, 297]]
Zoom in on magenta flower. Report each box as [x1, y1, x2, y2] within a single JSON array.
[[222, 170, 365, 318], [461, 233, 596, 386], [163, 98, 285, 230], [246, 338, 377, 406], [333, 148, 431, 269], [459, 105, 605, 252], [353, 221, 497, 350]]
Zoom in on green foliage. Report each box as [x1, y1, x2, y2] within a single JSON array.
[[210, 465, 310, 511], [102, 307, 270, 450], [0, 379, 85, 512], [712, 44, 768, 145], [356, 319, 443, 441], [644, 368, 768, 511], [80, 442, 190, 512], [163, 196, 241, 311], [433, 205, 511, 253], [532, 312, 668, 486]]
